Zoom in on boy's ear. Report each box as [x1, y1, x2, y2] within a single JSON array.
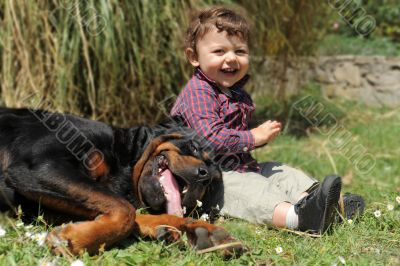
[[185, 48, 200, 67]]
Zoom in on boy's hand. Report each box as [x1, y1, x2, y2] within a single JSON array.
[[250, 120, 282, 147]]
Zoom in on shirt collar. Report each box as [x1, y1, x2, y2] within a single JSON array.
[[194, 68, 250, 97]]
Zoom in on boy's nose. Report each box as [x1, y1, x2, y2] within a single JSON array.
[[225, 52, 237, 63]]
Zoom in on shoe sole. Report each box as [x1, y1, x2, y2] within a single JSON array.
[[319, 175, 342, 234]]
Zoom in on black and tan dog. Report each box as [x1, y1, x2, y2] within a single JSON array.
[[0, 107, 242, 256]]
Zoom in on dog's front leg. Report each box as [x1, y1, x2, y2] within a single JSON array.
[[134, 214, 244, 258]]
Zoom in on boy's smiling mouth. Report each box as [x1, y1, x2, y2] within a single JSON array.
[[220, 68, 238, 75]]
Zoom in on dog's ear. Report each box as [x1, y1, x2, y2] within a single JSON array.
[[155, 115, 189, 134], [132, 134, 184, 202], [171, 115, 187, 127]]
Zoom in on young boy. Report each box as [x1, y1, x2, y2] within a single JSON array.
[[171, 6, 363, 233]]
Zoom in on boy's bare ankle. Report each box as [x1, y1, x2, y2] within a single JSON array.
[[272, 202, 292, 228]]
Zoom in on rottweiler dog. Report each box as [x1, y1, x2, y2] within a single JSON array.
[[0, 107, 242, 257]]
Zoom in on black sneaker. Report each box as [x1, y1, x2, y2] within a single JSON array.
[[338, 192, 365, 222], [294, 175, 342, 234]]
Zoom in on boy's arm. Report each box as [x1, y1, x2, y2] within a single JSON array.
[[173, 86, 254, 153]]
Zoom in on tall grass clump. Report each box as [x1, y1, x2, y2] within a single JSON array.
[[0, 0, 328, 126], [0, 0, 193, 125]]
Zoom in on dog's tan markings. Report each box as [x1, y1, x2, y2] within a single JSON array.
[[155, 142, 181, 154], [87, 151, 109, 180], [166, 150, 204, 168], [132, 134, 183, 202], [40, 183, 136, 255], [202, 151, 210, 161]]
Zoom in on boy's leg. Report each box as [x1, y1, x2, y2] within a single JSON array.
[[259, 162, 365, 222], [202, 165, 318, 225], [259, 162, 319, 203]]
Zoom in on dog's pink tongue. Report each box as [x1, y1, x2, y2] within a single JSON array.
[[159, 169, 183, 217]]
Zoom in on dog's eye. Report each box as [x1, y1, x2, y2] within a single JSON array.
[[189, 142, 198, 155]]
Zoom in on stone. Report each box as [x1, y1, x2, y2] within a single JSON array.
[[334, 62, 362, 87], [315, 68, 334, 83], [260, 56, 400, 108], [366, 70, 400, 86]]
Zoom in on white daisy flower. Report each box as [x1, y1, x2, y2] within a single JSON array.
[[275, 246, 283, 254], [25, 231, 33, 238], [71, 259, 85, 266], [200, 213, 209, 221], [396, 196, 400, 204], [338, 256, 346, 264], [25, 224, 34, 230], [182, 206, 187, 215], [347, 219, 353, 224], [0, 226, 6, 237], [32, 232, 48, 246], [196, 200, 203, 208], [387, 204, 394, 211], [383, 165, 391, 172], [373, 210, 381, 218], [16, 221, 24, 228], [38, 258, 56, 266], [215, 204, 220, 211]]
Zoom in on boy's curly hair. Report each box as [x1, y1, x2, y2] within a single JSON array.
[[185, 6, 251, 51]]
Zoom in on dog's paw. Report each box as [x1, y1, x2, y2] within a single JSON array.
[[155, 225, 182, 244], [46, 226, 71, 255], [46, 224, 89, 255], [185, 222, 245, 259]]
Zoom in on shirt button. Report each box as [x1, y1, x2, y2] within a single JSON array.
[[243, 147, 249, 152]]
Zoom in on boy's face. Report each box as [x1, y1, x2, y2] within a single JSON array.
[[186, 27, 249, 89]]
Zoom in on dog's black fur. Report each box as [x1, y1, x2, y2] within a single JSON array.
[[0, 108, 242, 256], [0, 107, 218, 211]]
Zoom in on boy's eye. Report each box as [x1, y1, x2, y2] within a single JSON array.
[[213, 49, 224, 55], [236, 49, 248, 55]]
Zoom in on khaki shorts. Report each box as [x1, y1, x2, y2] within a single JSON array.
[[202, 162, 318, 225]]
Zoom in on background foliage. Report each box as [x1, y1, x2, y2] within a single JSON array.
[[334, 0, 400, 41], [0, 0, 327, 126]]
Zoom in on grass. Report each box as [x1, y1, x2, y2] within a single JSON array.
[[318, 34, 400, 56], [1, 99, 399, 265]]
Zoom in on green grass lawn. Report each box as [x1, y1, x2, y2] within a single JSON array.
[[1, 100, 399, 265], [318, 34, 400, 56]]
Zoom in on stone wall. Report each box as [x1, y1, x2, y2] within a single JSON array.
[[313, 56, 400, 108], [259, 56, 400, 108]]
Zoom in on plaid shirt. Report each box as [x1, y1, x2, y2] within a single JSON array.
[[170, 68, 261, 173]]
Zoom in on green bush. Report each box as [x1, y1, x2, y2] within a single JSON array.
[[331, 0, 400, 41], [364, 0, 400, 41]]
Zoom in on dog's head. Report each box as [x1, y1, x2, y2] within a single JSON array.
[[133, 132, 221, 216]]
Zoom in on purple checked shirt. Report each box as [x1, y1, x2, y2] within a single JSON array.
[[170, 68, 261, 173]]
